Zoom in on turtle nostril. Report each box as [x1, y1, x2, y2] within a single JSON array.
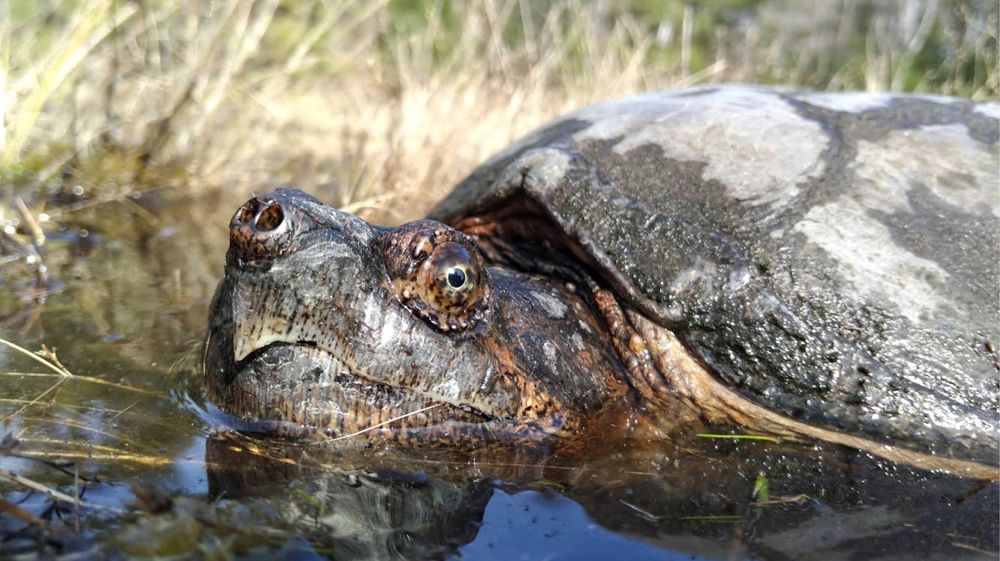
[[236, 199, 259, 224], [255, 203, 284, 232], [229, 196, 297, 262]]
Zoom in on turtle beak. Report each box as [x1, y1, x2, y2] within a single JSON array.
[[232, 303, 288, 362], [220, 189, 381, 365], [227, 265, 360, 368]]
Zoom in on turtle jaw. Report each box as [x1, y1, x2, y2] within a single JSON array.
[[206, 327, 576, 442], [203, 331, 488, 437], [203, 246, 505, 437]]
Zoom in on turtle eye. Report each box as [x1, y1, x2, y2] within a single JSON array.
[[421, 242, 481, 311], [383, 222, 491, 332]]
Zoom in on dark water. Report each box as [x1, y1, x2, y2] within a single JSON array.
[[0, 191, 997, 560]]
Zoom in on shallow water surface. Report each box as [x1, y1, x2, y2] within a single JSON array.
[[0, 192, 996, 560]]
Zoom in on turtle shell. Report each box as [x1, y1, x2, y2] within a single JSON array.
[[430, 85, 1000, 462]]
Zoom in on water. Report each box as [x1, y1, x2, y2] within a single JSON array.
[[0, 191, 996, 560]]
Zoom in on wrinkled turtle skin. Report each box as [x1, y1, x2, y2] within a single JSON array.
[[204, 86, 999, 476]]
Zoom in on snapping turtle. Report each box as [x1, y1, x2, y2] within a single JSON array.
[[204, 85, 999, 478]]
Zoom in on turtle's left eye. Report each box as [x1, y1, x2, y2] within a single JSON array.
[[422, 243, 481, 311], [383, 221, 491, 332]]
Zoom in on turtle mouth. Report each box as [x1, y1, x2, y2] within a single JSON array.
[[208, 335, 490, 439], [229, 305, 498, 420]]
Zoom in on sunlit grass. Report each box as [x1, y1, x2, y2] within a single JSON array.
[[0, 0, 994, 228]]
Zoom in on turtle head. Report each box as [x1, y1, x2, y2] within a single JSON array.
[[203, 189, 624, 441]]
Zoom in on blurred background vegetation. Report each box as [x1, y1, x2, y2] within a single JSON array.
[[0, 0, 997, 274], [1, 0, 997, 219]]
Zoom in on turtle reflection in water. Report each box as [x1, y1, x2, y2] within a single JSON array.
[[203, 85, 999, 480]]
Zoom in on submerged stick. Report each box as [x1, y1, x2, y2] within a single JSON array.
[[0, 467, 122, 513]]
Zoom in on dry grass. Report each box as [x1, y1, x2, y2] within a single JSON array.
[[0, 0, 997, 228]]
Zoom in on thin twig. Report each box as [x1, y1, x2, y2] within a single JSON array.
[[18, 416, 150, 451], [13, 196, 45, 246], [0, 397, 125, 414], [38, 185, 172, 220], [0, 467, 122, 512], [0, 497, 72, 538], [0, 344, 165, 398], [951, 542, 994, 555], [14, 447, 177, 467], [0, 337, 72, 377], [108, 399, 142, 422], [73, 463, 81, 534], [2, 378, 67, 423], [324, 403, 444, 443]]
